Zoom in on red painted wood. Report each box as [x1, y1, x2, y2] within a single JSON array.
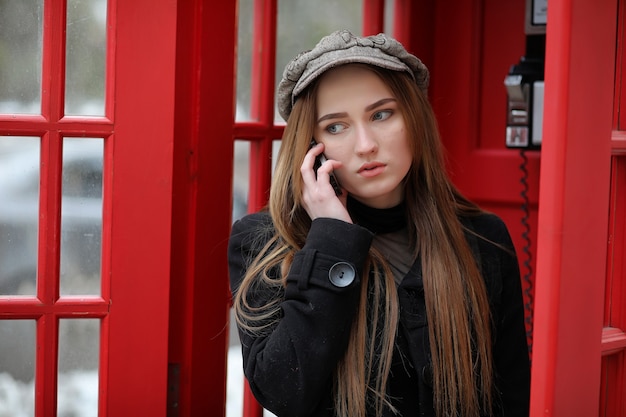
[[106, 0, 177, 415], [362, 0, 385, 35], [530, 0, 617, 415], [600, 150, 626, 415], [600, 353, 625, 416], [166, 1, 237, 416], [41, 0, 66, 121], [243, 380, 263, 417], [246, 0, 277, 216], [615, 0, 625, 131], [392, 0, 435, 68]]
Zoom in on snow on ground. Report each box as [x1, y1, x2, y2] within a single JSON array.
[[0, 346, 275, 417]]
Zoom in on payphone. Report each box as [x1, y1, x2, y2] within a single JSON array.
[[504, 0, 547, 358], [504, 0, 546, 149]]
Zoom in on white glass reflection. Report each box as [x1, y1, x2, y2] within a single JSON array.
[[0, 137, 40, 295], [65, 0, 108, 116], [58, 319, 99, 417], [0, 0, 43, 114], [232, 140, 250, 222], [236, 0, 254, 121], [60, 138, 103, 296], [0, 320, 36, 414], [385, 0, 395, 34]]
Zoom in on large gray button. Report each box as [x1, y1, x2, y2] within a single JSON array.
[[328, 262, 356, 287]]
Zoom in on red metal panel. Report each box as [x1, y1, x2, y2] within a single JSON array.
[[392, 0, 435, 67], [247, 0, 277, 214], [530, 0, 617, 415], [35, 133, 62, 416], [167, 0, 237, 416], [106, 0, 177, 415], [600, 137, 626, 414], [38, 11, 66, 407], [615, 0, 625, 131], [41, 0, 66, 121], [362, 0, 385, 35], [600, 353, 625, 416]]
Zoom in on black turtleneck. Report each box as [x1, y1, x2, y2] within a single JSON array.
[[347, 196, 414, 286], [347, 196, 407, 234]]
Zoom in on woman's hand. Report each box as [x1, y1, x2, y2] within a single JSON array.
[[301, 143, 351, 223]]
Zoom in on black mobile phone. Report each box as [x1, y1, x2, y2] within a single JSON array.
[[310, 139, 342, 196]]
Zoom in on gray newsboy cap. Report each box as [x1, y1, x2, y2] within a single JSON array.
[[277, 29, 430, 121]]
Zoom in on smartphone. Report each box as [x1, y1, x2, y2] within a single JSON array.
[[310, 139, 342, 196]]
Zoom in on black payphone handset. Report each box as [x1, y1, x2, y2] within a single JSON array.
[[504, 0, 546, 150]]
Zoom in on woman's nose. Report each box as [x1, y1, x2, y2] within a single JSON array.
[[354, 125, 378, 155]]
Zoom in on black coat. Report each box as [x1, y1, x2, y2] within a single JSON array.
[[228, 211, 530, 417]]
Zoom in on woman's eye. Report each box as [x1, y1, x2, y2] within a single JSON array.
[[326, 123, 345, 134], [372, 110, 392, 121]]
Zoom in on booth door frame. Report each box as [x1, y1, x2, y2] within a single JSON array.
[[0, 1, 177, 416], [531, 0, 625, 415]]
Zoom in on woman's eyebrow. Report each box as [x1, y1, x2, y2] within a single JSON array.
[[364, 97, 396, 112], [317, 112, 347, 124], [316, 98, 397, 124]]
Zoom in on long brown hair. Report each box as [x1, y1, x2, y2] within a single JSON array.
[[233, 65, 494, 417]]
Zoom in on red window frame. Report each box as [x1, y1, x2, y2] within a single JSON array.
[[0, 1, 177, 415], [0, 1, 114, 413]]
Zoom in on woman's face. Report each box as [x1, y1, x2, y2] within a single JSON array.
[[313, 65, 412, 209]]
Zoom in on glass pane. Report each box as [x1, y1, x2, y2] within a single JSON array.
[[275, 0, 362, 123], [272, 139, 281, 174], [385, 0, 395, 34], [235, 0, 254, 122], [0, 137, 40, 296], [231, 139, 281, 222], [232, 140, 250, 222], [0, 320, 36, 415], [0, 0, 43, 114], [60, 138, 103, 296], [65, 0, 108, 116], [58, 319, 99, 417]]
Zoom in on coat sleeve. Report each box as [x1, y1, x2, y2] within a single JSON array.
[[478, 215, 531, 417], [228, 212, 374, 416]]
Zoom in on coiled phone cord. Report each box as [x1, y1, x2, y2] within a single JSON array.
[[519, 149, 534, 360]]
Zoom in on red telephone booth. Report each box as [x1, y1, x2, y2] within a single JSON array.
[[0, 0, 624, 416]]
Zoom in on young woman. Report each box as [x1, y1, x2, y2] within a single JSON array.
[[228, 30, 530, 417]]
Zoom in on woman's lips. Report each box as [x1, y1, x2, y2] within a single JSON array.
[[358, 162, 386, 178]]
